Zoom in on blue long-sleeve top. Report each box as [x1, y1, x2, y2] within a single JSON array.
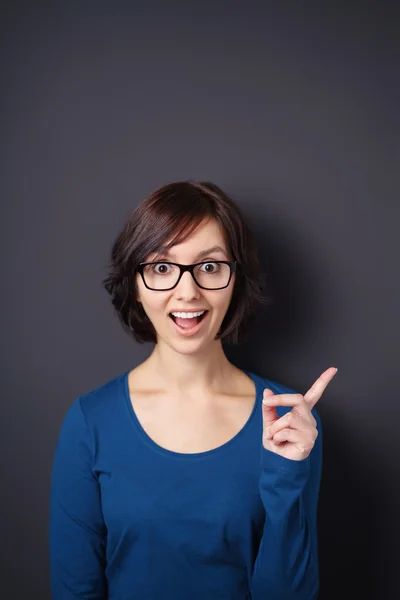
[[49, 369, 322, 600]]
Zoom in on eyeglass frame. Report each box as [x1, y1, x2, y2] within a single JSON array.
[[136, 260, 238, 291]]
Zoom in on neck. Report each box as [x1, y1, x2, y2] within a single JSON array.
[[145, 338, 235, 398]]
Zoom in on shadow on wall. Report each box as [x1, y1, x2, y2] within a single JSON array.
[[317, 406, 380, 600]]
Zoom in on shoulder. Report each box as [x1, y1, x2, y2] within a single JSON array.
[[61, 370, 128, 433]]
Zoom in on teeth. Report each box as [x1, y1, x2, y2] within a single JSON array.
[[171, 311, 206, 319]]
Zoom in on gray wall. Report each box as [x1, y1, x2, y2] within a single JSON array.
[[1, 2, 398, 598]]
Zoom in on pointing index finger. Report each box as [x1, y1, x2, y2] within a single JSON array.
[[304, 367, 338, 408]]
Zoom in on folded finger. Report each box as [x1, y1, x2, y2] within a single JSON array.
[[272, 428, 303, 446], [272, 428, 315, 454], [264, 411, 311, 439]]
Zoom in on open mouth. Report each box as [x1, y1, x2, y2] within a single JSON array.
[[168, 310, 209, 334]]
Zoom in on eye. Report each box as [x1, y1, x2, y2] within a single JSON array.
[[198, 262, 220, 273], [151, 262, 172, 274]]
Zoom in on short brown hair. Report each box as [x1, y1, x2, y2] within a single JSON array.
[[102, 181, 271, 345]]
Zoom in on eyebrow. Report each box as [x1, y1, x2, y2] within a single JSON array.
[[154, 245, 228, 262]]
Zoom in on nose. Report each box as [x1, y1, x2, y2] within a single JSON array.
[[173, 269, 201, 299]]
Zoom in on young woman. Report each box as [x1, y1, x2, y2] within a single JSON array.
[[49, 180, 337, 599]]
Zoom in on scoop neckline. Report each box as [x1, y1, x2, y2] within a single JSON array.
[[122, 369, 263, 460]]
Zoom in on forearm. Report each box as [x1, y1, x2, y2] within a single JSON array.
[[250, 450, 319, 600]]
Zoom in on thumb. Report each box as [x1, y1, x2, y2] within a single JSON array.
[[262, 388, 278, 426]]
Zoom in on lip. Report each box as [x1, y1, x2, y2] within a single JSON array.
[[169, 310, 210, 337]]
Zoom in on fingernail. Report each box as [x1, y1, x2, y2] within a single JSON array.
[[262, 396, 273, 405]]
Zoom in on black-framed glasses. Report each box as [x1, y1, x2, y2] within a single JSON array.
[[136, 260, 238, 291]]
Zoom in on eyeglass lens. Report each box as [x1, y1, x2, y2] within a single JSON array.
[[142, 262, 231, 290]]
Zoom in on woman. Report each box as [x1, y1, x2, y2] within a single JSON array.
[[49, 180, 337, 599]]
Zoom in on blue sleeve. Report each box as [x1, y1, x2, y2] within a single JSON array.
[[49, 398, 107, 599], [250, 408, 322, 600]]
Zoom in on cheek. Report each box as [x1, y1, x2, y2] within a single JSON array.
[[141, 296, 166, 315], [136, 278, 160, 309], [139, 291, 170, 318], [212, 289, 235, 312]]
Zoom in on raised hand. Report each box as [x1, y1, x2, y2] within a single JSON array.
[[262, 367, 338, 461]]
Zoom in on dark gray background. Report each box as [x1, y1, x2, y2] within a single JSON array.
[[1, 2, 398, 599]]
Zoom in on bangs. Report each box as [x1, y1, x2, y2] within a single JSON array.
[[135, 182, 218, 265], [151, 215, 211, 263]]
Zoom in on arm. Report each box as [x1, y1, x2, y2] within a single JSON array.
[[250, 408, 322, 600], [49, 398, 107, 599]]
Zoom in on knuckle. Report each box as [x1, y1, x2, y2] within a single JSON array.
[[274, 428, 289, 438], [276, 428, 289, 438]]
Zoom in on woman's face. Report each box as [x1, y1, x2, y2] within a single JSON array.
[[135, 218, 236, 352]]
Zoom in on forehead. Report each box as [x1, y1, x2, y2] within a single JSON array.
[[149, 219, 229, 260]]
